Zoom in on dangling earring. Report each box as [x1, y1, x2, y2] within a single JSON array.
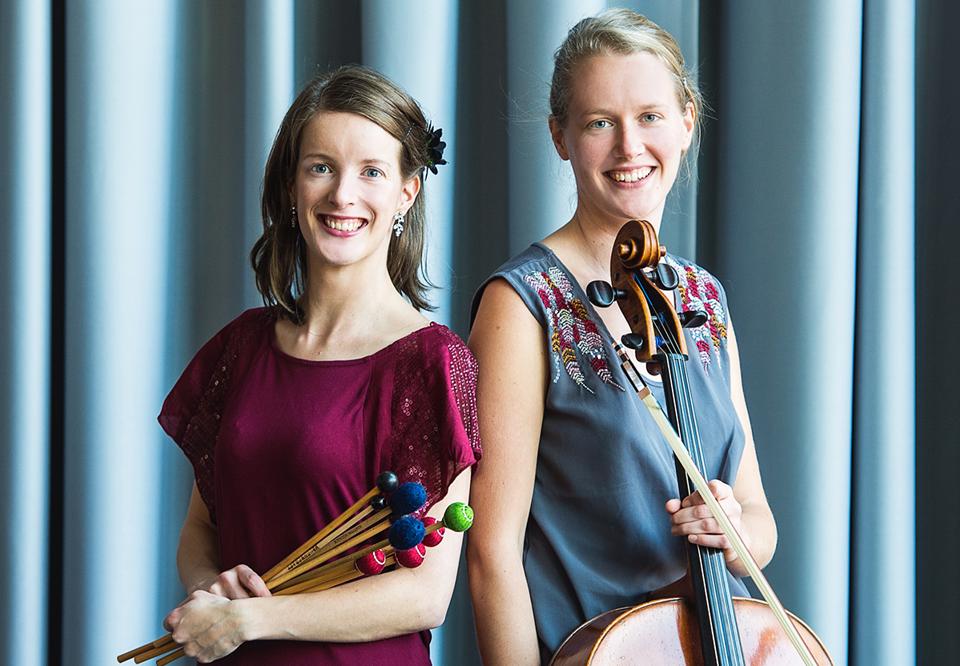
[[392, 211, 405, 237], [290, 205, 297, 228]]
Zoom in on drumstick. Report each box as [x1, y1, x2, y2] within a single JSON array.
[[277, 504, 470, 593], [273, 515, 425, 593], [120, 473, 404, 664], [267, 481, 426, 585], [262, 471, 399, 581], [267, 483, 427, 588]]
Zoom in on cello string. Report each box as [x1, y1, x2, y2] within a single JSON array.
[[634, 272, 743, 662], [673, 354, 743, 662], [670, 354, 740, 665]]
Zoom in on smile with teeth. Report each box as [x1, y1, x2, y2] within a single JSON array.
[[608, 167, 653, 183], [322, 216, 367, 232]]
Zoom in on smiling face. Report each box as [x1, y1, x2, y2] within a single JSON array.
[[293, 110, 419, 270], [550, 51, 694, 227]]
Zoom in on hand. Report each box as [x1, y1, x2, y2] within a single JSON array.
[[164, 590, 249, 663], [665, 480, 746, 564], [193, 564, 272, 600]]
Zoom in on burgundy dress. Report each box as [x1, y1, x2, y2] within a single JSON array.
[[159, 308, 481, 665]]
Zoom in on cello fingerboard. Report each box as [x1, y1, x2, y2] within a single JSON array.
[[661, 352, 746, 666]]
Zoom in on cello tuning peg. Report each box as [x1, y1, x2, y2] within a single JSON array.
[[652, 263, 679, 290], [621, 333, 645, 350], [586, 281, 625, 307], [678, 310, 708, 328]]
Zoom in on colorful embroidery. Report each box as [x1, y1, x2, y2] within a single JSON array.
[[669, 257, 728, 372], [523, 266, 624, 393]]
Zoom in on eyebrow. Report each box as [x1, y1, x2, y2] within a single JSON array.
[[581, 104, 667, 117], [300, 152, 392, 168]]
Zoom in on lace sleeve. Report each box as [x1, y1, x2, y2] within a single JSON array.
[[389, 326, 481, 512], [157, 309, 270, 524]]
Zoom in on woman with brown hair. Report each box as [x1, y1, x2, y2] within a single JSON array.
[[468, 9, 776, 664], [159, 65, 479, 664]]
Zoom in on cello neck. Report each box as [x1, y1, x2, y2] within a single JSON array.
[[659, 352, 745, 666]]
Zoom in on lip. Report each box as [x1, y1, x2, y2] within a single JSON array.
[[319, 214, 369, 237], [605, 166, 656, 187]]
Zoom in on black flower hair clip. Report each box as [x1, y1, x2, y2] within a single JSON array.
[[425, 126, 447, 176]]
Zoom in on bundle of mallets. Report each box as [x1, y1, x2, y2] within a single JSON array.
[[117, 471, 474, 665]]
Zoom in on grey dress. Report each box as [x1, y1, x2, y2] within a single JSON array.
[[471, 243, 748, 662]]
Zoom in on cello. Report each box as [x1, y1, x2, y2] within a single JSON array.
[[549, 220, 832, 665]]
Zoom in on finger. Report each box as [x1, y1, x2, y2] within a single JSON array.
[[216, 572, 251, 599], [671, 517, 722, 536], [236, 565, 271, 598], [669, 503, 720, 526], [708, 479, 732, 499], [163, 608, 181, 633], [687, 533, 731, 550], [664, 498, 682, 514], [681, 490, 704, 508]]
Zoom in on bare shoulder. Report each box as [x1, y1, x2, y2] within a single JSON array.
[[470, 277, 539, 342]]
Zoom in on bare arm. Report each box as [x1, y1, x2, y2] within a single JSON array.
[[666, 317, 778, 576], [177, 485, 226, 594], [166, 470, 471, 661], [725, 319, 777, 573], [467, 279, 546, 666]]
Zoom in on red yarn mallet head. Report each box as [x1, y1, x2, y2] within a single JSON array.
[[356, 549, 387, 575], [422, 516, 445, 547], [395, 543, 427, 568]]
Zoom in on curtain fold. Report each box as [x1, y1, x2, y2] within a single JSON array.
[[0, 2, 940, 664], [62, 2, 175, 663], [705, 3, 864, 662], [0, 1, 50, 665], [852, 1, 916, 665]]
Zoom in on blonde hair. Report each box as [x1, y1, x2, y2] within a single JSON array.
[[252, 65, 437, 320], [550, 8, 702, 136]]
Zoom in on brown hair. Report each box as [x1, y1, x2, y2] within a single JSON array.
[[550, 8, 703, 138], [251, 65, 437, 320]]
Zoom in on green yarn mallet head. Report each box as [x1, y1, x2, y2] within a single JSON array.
[[442, 502, 474, 532]]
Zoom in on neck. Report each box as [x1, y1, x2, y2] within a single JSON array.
[[563, 204, 663, 278], [298, 253, 404, 343]]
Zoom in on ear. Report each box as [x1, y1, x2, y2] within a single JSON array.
[[398, 172, 422, 214], [680, 101, 695, 152], [549, 116, 570, 161]]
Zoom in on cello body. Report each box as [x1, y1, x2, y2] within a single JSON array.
[[550, 597, 832, 665]]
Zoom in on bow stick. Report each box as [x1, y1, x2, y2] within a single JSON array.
[[616, 345, 818, 666]]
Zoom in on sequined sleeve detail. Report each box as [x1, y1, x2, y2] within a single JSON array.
[[158, 309, 273, 524], [523, 266, 624, 393], [667, 256, 729, 373], [388, 325, 481, 512]]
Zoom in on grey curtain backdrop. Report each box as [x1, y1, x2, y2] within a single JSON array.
[[0, 0, 948, 664]]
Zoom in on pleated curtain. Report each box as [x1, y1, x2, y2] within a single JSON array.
[[0, 1, 945, 664]]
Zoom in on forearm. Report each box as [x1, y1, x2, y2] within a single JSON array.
[[236, 557, 456, 642], [176, 489, 221, 593], [177, 522, 220, 592], [468, 552, 540, 666], [729, 501, 777, 577]]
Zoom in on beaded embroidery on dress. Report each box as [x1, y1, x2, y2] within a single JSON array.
[[666, 256, 728, 373], [523, 266, 624, 393]]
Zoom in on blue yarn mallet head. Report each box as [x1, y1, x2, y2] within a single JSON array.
[[388, 515, 425, 550], [389, 481, 427, 517]]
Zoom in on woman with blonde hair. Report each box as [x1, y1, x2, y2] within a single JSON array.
[[468, 10, 776, 663], [159, 65, 479, 664]]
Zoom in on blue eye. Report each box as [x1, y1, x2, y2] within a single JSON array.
[[363, 167, 383, 178], [310, 163, 331, 174], [641, 113, 660, 123], [589, 119, 612, 129]]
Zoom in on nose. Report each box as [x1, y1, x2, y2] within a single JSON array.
[[617, 124, 646, 160], [327, 175, 357, 208]]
